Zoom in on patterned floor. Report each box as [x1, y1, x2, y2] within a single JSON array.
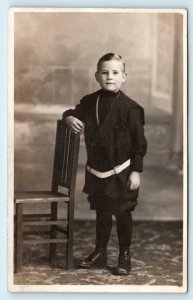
[[14, 221, 183, 287]]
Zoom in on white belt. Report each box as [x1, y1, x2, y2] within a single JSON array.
[[87, 159, 131, 178]]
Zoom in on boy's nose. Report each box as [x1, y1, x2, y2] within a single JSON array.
[[107, 72, 113, 79]]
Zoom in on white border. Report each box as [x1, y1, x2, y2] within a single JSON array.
[[7, 6, 15, 292], [8, 7, 188, 13], [182, 7, 188, 292], [7, 7, 188, 293]]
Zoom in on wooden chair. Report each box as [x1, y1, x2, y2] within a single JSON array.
[[14, 120, 80, 273]]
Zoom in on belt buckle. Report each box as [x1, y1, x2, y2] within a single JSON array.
[[113, 165, 120, 174]]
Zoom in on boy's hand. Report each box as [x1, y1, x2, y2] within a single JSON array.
[[127, 171, 140, 190], [65, 116, 83, 134]]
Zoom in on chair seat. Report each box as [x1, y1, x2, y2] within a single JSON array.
[[14, 191, 69, 203]]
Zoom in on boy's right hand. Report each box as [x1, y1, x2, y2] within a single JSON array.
[[65, 116, 83, 134]]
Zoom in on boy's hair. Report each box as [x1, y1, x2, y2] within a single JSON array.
[[97, 53, 126, 72]]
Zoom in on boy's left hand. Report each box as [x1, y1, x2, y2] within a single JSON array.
[[127, 171, 140, 190]]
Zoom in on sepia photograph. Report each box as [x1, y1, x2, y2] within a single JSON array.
[[8, 7, 187, 292]]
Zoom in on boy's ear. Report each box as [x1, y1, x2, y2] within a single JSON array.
[[122, 72, 127, 82], [95, 72, 99, 82]]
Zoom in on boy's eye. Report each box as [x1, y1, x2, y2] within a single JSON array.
[[101, 71, 119, 75]]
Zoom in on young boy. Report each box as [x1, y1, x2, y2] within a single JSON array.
[[63, 53, 147, 275]]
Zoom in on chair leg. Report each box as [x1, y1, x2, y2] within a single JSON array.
[[50, 202, 57, 263], [15, 203, 23, 273], [66, 204, 74, 269]]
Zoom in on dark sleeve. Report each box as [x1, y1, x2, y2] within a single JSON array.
[[129, 106, 147, 172], [62, 98, 85, 122]]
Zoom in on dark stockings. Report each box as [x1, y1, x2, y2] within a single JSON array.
[[115, 210, 132, 248], [96, 210, 113, 249], [95, 209, 132, 249]]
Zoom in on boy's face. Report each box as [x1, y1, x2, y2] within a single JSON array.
[[95, 60, 127, 93]]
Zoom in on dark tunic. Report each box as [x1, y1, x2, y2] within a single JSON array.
[[63, 89, 147, 214]]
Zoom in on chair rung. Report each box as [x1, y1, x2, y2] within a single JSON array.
[[23, 214, 51, 219], [23, 220, 68, 226], [23, 231, 51, 235], [23, 230, 67, 236], [56, 226, 67, 234], [23, 238, 68, 245]]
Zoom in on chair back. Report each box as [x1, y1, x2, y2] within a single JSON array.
[[52, 120, 80, 196]]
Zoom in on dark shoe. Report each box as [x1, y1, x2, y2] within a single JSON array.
[[78, 248, 107, 269], [116, 247, 131, 276]]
